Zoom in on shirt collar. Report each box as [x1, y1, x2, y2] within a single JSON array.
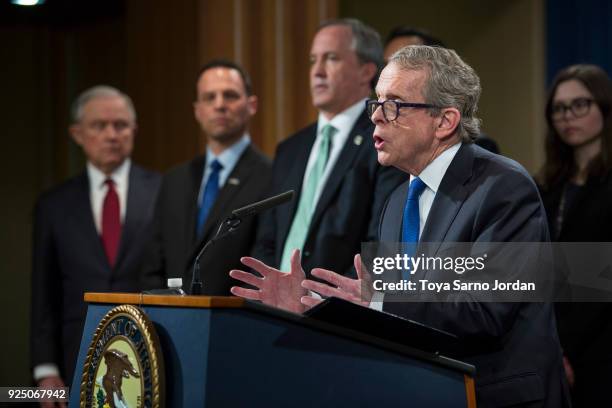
[[87, 158, 131, 190], [205, 133, 250, 170], [413, 143, 461, 194], [316, 98, 366, 135]]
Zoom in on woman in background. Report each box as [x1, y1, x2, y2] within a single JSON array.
[[538, 64, 612, 406]]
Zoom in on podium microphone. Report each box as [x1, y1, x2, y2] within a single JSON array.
[[190, 190, 294, 295]]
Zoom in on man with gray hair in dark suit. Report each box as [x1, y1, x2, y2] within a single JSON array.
[[231, 45, 570, 407], [30, 85, 160, 393]]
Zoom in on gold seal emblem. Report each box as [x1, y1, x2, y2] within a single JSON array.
[[80, 304, 164, 408]]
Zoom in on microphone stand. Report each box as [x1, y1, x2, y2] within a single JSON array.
[[190, 215, 241, 295], [189, 190, 294, 295]]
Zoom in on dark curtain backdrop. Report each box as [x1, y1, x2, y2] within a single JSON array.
[[547, 0, 612, 83]]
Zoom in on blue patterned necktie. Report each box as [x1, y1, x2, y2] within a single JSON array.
[[196, 159, 223, 238], [401, 177, 427, 280]]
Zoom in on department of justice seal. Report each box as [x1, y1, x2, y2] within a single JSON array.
[[80, 304, 164, 408]]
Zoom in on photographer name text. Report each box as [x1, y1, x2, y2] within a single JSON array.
[[373, 279, 535, 292]]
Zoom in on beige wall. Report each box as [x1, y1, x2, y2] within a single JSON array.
[[341, 0, 547, 173]]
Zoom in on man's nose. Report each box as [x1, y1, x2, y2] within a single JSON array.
[[102, 123, 119, 139], [371, 104, 386, 125], [311, 59, 325, 77], [213, 94, 227, 109]]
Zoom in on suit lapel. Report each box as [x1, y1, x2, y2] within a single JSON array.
[[114, 165, 147, 271], [189, 146, 265, 263], [385, 181, 409, 241], [199, 146, 255, 242], [187, 156, 206, 248], [72, 173, 110, 270], [310, 111, 371, 232], [420, 143, 473, 255]]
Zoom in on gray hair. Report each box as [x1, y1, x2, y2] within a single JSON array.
[[389, 45, 482, 141], [318, 18, 384, 90], [71, 85, 136, 124]]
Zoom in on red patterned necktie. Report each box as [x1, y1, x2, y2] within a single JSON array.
[[101, 179, 121, 266]]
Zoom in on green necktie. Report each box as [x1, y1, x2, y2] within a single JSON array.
[[280, 124, 336, 271]]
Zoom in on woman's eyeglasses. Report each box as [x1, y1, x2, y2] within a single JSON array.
[[551, 98, 594, 121]]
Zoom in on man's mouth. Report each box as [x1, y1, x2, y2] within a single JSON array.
[[373, 135, 384, 149], [312, 84, 328, 92], [212, 118, 229, 125]]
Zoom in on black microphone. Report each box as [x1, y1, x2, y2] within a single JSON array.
[[231, 190, 295, 219], [190, 190, 295, 295]]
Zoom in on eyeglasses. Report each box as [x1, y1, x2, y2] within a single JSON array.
[[366, 99, 440, 122], [550, 98, 594, 121]]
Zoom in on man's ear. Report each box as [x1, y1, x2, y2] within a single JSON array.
[[360, 62, 378, 88], [434, 107, 461, 140], [69, 124, 83, 146], [247, 95, 258, 116]]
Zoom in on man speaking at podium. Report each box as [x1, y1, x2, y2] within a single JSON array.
[[230, 46, 569, 407]]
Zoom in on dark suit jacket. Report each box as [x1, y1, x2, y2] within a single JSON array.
[[381, 144, 568, 407], [540, 172, 612, 242], [142, 144, 271, 295], [540, 172, 612, 406], [253, 111, 405, 277], [30, 164, 160, 384]]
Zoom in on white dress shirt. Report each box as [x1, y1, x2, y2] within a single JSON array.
[[370, 143, 462, 310], [87, 159, 131, 233]]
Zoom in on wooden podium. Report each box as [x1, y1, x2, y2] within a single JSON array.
[[70, 293, 476, 407]]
